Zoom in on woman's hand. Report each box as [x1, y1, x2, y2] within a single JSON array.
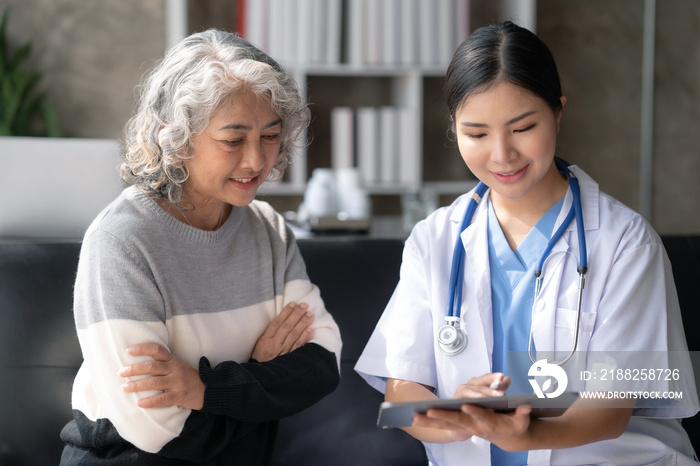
[[119, 344, 205, 411], [251, 302, 314, 362]]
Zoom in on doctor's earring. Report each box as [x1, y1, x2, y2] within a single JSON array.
[[437, 316, 467, 355]]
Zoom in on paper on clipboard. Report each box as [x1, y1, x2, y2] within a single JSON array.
[[377, 392, 579, 429]]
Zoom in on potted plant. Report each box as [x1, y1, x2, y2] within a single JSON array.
[[0, 6, 60, 137]]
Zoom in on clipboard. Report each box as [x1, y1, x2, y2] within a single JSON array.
[[377, 392, 579, 429]]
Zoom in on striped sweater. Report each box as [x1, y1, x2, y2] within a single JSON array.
[[60, 186, 342, 464]]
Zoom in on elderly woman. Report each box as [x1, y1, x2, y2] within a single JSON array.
[[60, 30, 342, 464]]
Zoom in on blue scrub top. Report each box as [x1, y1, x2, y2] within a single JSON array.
[[487, 196, 564, 465]]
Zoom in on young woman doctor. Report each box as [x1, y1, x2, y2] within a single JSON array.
[[355, 21, 699, 465]]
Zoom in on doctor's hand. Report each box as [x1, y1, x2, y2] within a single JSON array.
[[453, 372, 511, 399], [413, 401, 532, 447], [119, 343, 205, 411], [251, 302, 314, 362], [413, 373, 521, 443]]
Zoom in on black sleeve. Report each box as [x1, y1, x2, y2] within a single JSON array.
[[156, 344, 337, 462], [198, 342, 340, 421], [158, 411, 267, 463]]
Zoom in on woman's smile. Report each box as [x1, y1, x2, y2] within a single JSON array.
[[229, 176, 260, 189], [491, 165, 529, 183]]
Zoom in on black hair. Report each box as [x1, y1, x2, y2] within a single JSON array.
[[445, 21, 563, 122]]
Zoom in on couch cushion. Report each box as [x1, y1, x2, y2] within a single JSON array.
[[270, 238, 428, 465]]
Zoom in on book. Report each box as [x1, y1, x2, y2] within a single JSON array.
[[382, 0, 400, 66], [331, 107, 355, 170], [400, 0, 419, 65], [365, 0, 382, 65], [297, 0, 313, 64], [379, 106, 398, 184], [419, 0, 438, 66], [436, 0, 455, 66], [282, 0, 298, 64], [356, 107, 380, 185], [267, 0, 284, 58], [456, 0, 471, 45], [346, 0, 365, 66], [311, 0, 327, 63], [242, 0, 268, 52], [325, 0, 342, 65], [397, 106, 417, 185]]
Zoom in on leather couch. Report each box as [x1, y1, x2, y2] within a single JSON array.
[[0, 236, 698, 465]]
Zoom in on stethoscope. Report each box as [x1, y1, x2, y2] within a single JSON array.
[[437, 159, 588, 367]]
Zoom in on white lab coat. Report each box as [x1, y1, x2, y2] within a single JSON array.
[[355, 166, 699, 465]]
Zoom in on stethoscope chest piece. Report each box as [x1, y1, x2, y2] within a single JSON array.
[[437, 316, 467, 355]]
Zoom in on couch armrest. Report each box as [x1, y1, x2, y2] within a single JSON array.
[[661, 235, 700, 454], [0, 240, 82, 465]]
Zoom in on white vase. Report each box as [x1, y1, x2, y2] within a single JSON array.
[[336, 167, 370, 220], [303, 168, 339, 218]]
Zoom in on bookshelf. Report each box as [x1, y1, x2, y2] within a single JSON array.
[[172, 0, 479, 201]]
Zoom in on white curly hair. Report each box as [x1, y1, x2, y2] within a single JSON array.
[[121, 29, 310, 204]]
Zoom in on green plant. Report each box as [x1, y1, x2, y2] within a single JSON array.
[[0, 6, 61, 137]]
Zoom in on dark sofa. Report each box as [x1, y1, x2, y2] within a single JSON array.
[[0, 236, 698, 465]]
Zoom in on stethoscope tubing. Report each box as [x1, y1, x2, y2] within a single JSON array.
[[446, 182, 489, 318], [536, 159, 586, 277]]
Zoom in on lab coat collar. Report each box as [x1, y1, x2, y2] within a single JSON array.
[[558, 165, 600, 232], [448, 185, 489, 226]]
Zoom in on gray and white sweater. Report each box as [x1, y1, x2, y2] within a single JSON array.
[[60, 186, 342, 464]]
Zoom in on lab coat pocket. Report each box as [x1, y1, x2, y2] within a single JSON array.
[[554, 307, 597, 354]]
